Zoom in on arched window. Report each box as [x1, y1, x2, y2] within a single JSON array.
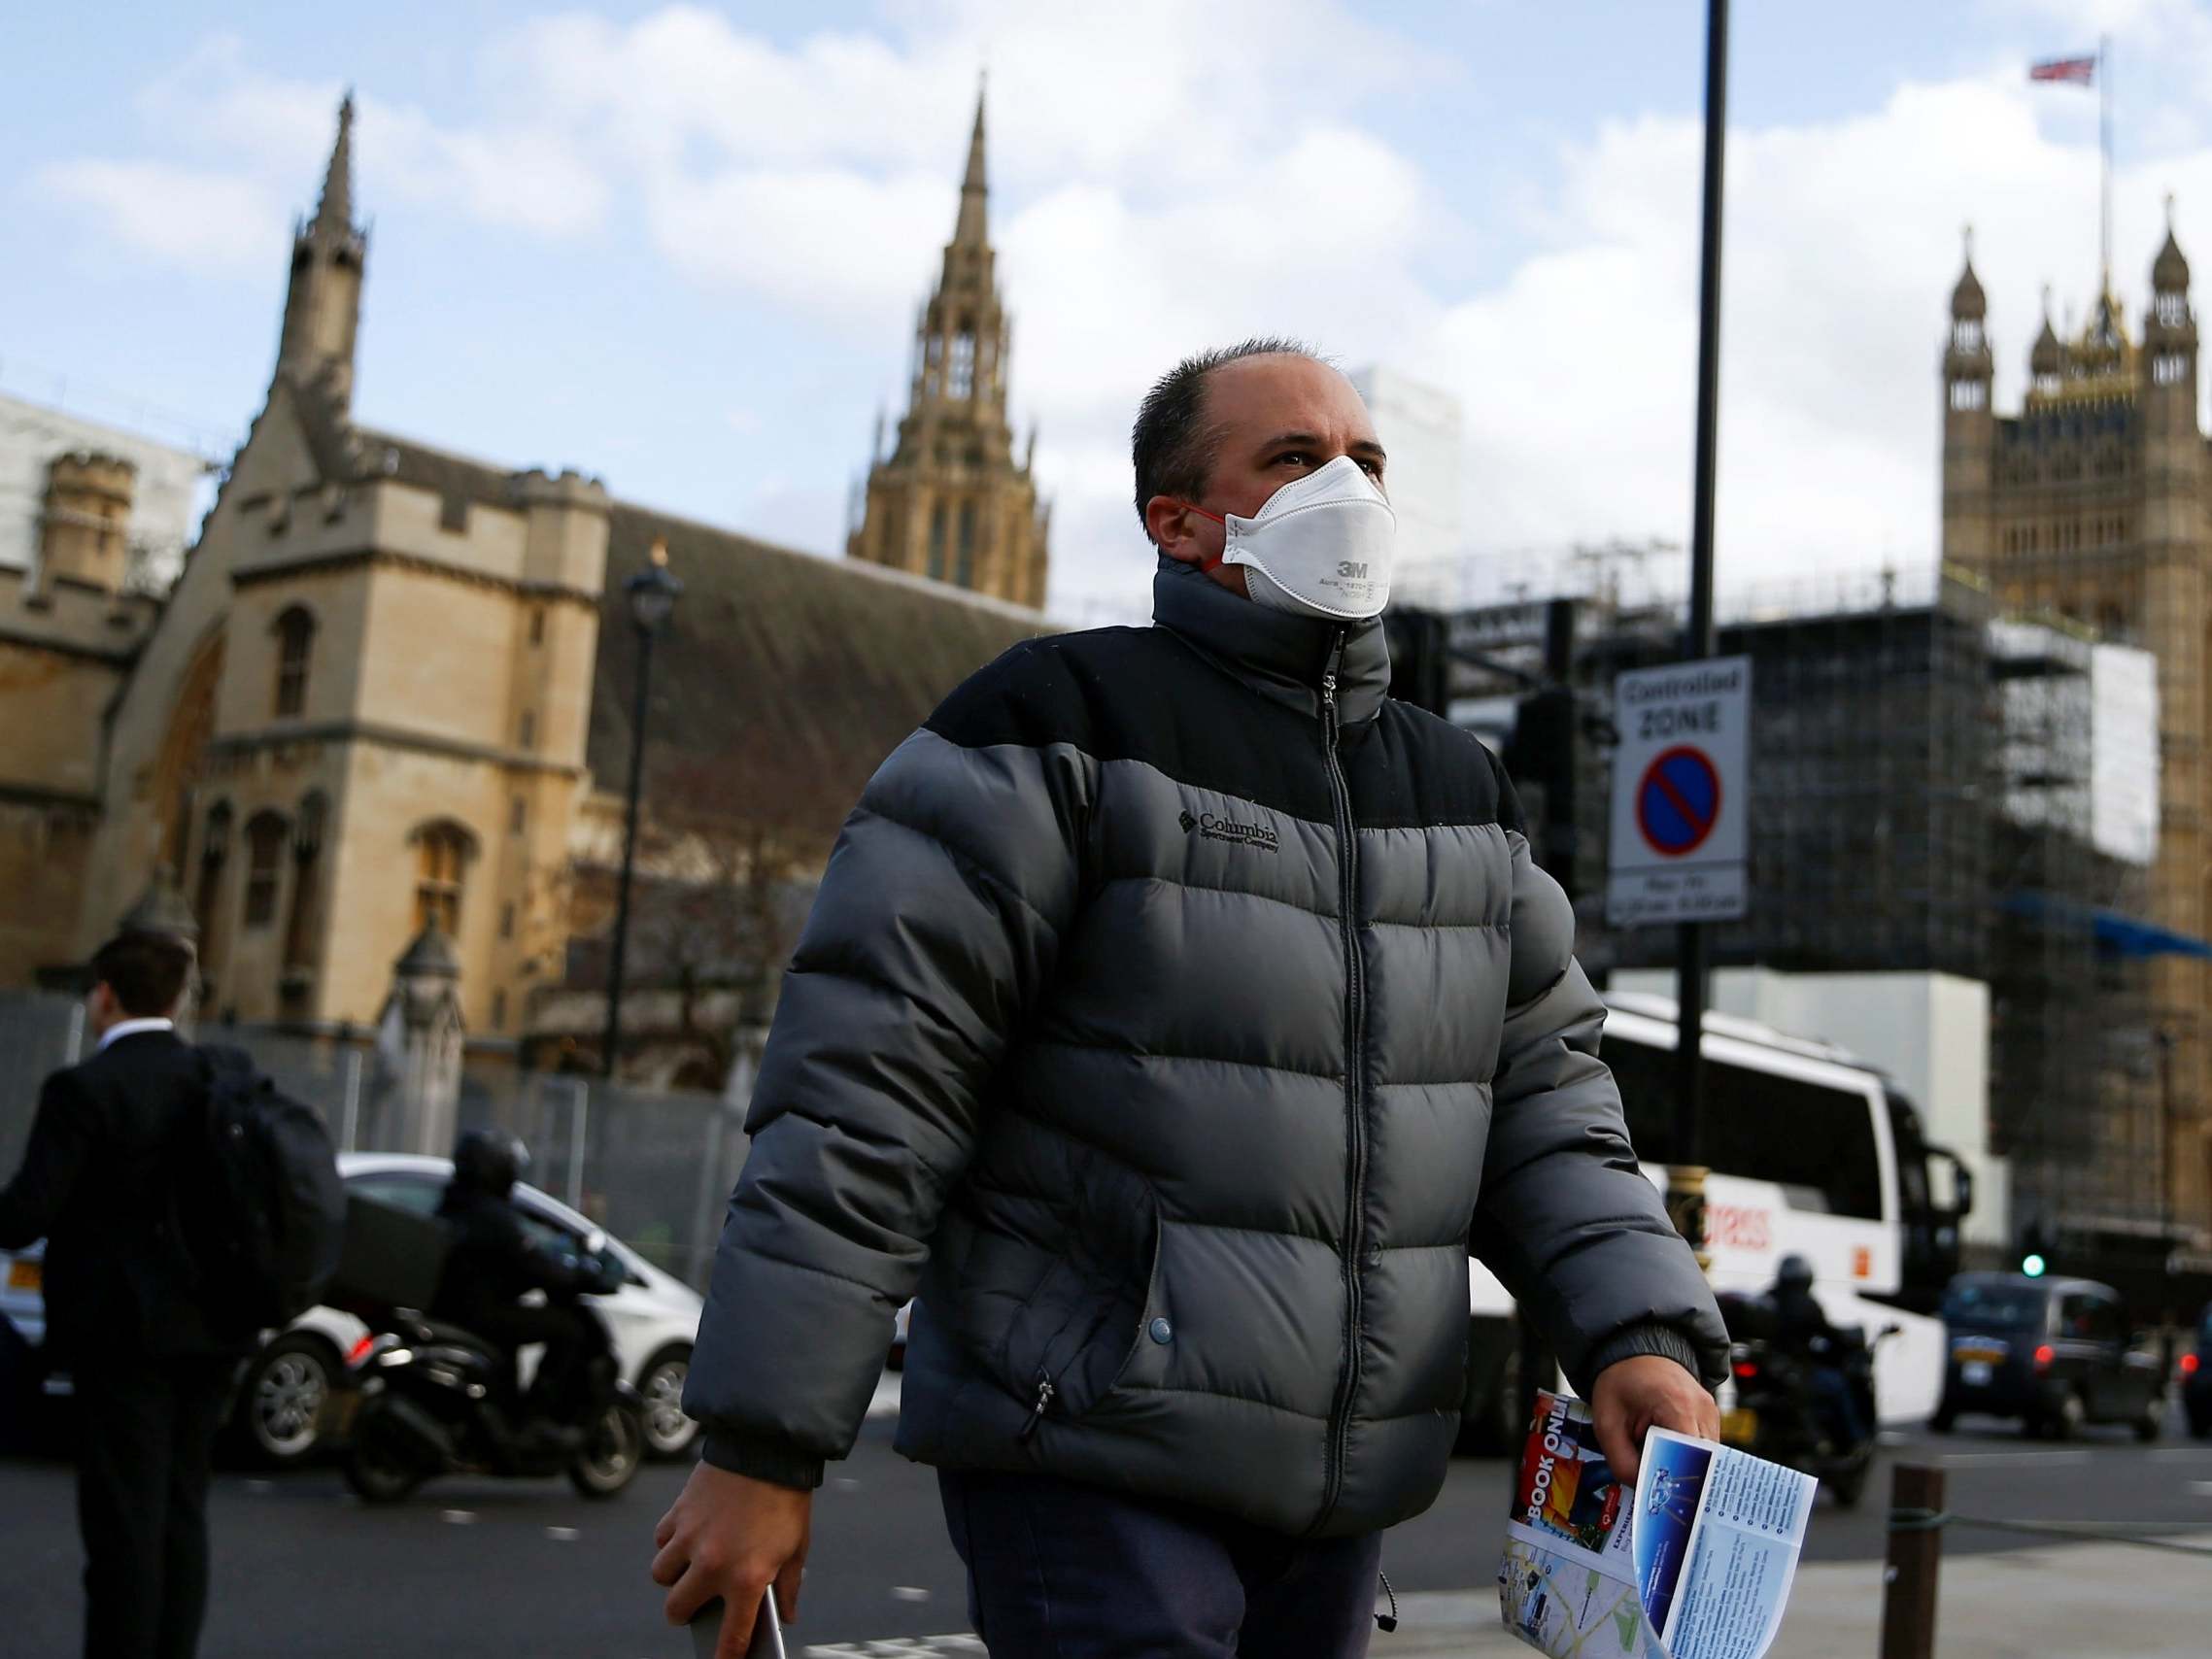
[[928, 505, 948, 582], [242, 811, 289, 929], [285, 792, 327, 974], [949, 328, 976, 398], [273, 606, 316, 717], [411, 820, 476, 935]]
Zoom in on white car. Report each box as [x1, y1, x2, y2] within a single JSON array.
[[0, 1153, 706, 1467]]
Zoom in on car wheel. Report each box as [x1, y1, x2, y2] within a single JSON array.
[[1927, 1407, 1956, 1435], [2136, 1394, 2164, 1443], [2189, 1410, 2211, 1440], [237, 1336, 338, 1468], [2046, 1390, 2086, 1441], [637, 1345, 699, 1460]]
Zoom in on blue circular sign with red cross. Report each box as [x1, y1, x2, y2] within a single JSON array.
[[1636, 746, 1722, 857]]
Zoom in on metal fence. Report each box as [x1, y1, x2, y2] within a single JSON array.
[[0, 993, 749, 1291]]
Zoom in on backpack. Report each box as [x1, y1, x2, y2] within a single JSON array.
[[168, 1046, 347, 1339]]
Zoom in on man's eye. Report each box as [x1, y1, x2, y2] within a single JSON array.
[[1358, 458, 1383, 479], [1276, 452, 1312, 468]]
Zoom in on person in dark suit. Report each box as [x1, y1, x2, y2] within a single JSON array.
[[0, 930, 244, 1659]]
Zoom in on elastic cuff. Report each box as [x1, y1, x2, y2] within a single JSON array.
[[700, 1431, 826, 1491], [1583, 1323, 1712, 1389]]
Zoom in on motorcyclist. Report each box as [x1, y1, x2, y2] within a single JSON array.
[[432, 1129, 611, 1439], [1768, 1253, 1868, 1452]]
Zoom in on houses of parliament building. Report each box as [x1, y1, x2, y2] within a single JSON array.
[[1943, 210, 2211, 1232]]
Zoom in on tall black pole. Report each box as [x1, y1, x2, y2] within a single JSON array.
[[602, 626, 655, 1080], [1673, 0, 1728, 1256]]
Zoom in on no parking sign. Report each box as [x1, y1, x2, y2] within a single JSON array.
[[1606, 657, 1751, 926]]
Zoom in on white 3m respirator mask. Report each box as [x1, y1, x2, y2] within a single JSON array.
[[1188, 454, 1397, 621]]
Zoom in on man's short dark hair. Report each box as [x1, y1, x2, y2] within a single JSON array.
[[1131, 337, 1326, 540], [89, 931, 195, 1018]]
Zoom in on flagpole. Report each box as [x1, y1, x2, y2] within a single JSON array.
[[2100, 33, 2112, 288]]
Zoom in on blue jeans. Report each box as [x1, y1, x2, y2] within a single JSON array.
[[938, 1469, 1384, 1658]]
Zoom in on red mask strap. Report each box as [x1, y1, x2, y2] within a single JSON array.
[[1180, 502, 1229, 571]]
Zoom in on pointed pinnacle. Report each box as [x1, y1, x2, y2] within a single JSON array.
[[953, 78, 989, 248], [313, 89, 357, 246]]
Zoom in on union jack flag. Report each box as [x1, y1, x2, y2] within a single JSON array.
[[2029, 55, 2097, 85]]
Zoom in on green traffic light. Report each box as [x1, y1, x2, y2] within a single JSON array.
[[2022, 1253, 2046, 1277]]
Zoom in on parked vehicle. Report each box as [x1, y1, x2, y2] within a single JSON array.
[[2182, 1303, 2212, 1439], [1930, 1272, 2164, 1439], [1461, 996, 1971, 1451], [0, 1153, 704, 1466], [1716, 1290, 1892, 1507]]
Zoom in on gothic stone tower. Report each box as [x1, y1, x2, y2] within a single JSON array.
[[1942, 213, 2212, 1236], [846, 89, 1050, 609]]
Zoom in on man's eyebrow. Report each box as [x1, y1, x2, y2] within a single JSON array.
[[1250, 430, 1390, 463]]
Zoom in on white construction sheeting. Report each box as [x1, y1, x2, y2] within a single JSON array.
[[2090, 642, 2160, 866], [1989, 621, 2160, 868]]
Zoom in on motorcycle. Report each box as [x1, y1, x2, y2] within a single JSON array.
[[1718, 1295, 1896, 1507], [339, 1246, 646, 1505]]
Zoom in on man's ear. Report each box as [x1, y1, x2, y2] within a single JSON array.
[[1145, 495, 1205, 565]]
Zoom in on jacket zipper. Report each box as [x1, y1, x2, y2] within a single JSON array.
[[1317, 632, 1368, 1530], [1017, 1374, 1056, 1441]]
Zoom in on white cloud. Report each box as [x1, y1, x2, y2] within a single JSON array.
[[33, 3, 2212, 621], [33, 159, 288, 276]]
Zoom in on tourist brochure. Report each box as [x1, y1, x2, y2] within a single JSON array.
[[1498, 1390, 1818, 1659]]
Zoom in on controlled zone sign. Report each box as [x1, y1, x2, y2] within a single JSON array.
[[1607, 656, 1751, 926]]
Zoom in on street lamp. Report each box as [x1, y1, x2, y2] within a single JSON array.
[[602, 538, 682, 1079]]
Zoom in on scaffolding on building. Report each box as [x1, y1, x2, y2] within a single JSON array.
[[1438, 558, 2168, 1259]]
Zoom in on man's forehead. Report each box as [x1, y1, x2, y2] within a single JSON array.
[[1208, 354, 1373, 437]]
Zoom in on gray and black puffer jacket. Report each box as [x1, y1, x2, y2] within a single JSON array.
[[687, 559, 1727, 1538]]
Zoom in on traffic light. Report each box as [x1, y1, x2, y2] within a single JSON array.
[[2018, 1222, 2050, 1277]]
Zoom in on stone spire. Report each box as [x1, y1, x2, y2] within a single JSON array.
[[843, 79, 1051, 609], [311, 90, 357, 250], [953, 80, 989, 251], [2154, 193, 2191, 296], [275, 91, 369, 408]]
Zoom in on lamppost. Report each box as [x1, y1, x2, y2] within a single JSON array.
[[603, 538, 682, 1079]]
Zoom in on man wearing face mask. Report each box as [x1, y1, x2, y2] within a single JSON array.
[[655, 340, 1726, 1657]]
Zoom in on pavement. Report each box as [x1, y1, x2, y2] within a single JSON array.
[[1348, 1533, 2212, 1659], [6, 1394, 2212, 1656], [800, 1539, 2212, 1658]]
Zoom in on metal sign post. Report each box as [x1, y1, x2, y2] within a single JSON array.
[[1674, 0, 1731, 1262]]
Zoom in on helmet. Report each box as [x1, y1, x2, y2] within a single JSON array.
[[1776, 1253, 1816, 1291], [452, 1129, 529, 1198]]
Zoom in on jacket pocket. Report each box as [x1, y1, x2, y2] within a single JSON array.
[[1002, 1160, 1162, 1435]]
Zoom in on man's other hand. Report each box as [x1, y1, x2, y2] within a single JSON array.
[[652, 1462, 812, 1658], [1589, 1354, 1718, 1484]]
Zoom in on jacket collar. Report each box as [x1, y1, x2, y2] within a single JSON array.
[[1149, 557, 1393, 725]]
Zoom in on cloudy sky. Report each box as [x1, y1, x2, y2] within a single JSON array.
[[9, 0, 2212, 621]]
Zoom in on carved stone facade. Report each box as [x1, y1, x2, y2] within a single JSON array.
[[846, 90, 1051, 608], [0, 95, 1049, 1077], [1941, 216, 2212, 1233]]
